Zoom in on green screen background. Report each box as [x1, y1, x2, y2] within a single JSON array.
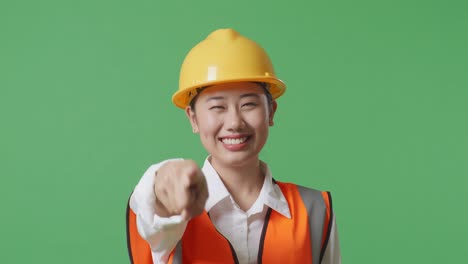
[[1, 0, 467, 263]]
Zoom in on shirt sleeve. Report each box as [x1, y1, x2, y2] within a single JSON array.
[[129, 159, 187, 264], [321, 214, 342, 264]]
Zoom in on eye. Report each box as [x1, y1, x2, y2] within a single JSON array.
[[242, 102, 258, 108], [209, 105, 225, 110]]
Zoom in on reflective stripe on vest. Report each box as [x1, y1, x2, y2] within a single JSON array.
[[166, 181, 333, 264], [296, 185, 333, 263]]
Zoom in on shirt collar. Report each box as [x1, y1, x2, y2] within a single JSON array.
[[201, 158, 291, 219], [258, 164, 291, 219], [202, 158, 231, 212]]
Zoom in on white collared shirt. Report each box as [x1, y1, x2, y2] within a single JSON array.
[[130, 158, 341, 264]]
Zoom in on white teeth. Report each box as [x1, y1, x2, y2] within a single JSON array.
[[222, 137, 247, 145]]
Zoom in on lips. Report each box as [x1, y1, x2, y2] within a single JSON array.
[[221, 137, 248, 145], [219, 135, 251, 149]]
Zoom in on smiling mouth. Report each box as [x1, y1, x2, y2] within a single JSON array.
[[220, 136, 250, 145]]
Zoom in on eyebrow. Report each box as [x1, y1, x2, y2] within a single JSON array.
[[205, 96, 225, 102], [204, 93, 260, 102], [240, 93, 261, 99]]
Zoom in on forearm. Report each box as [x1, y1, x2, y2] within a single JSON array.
[[129, 160, 187, 263]]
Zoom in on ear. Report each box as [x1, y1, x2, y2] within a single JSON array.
[[269, 100, 278, 126], [185, 106, 199, 133]]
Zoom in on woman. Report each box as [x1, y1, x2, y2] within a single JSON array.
[[127, 28, 341, 264]]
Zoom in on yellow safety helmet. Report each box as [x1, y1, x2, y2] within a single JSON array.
[[172, 28, 286, 109]]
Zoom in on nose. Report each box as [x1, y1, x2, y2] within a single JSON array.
[[225, 108, 245, 131]]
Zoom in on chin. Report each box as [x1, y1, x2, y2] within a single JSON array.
[[211, 152, 259, 168]]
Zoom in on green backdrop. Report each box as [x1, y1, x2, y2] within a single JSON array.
[[1, 0, 467, 263]]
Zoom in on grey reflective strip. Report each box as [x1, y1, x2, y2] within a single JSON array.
[[172, 241, 182, 264], [297, 186, 326, 264]]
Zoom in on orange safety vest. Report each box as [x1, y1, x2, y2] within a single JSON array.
[[127, 181, 333, 264]]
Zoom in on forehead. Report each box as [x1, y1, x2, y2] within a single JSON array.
[[197, 82, 265, 99]]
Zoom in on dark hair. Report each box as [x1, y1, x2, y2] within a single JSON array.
[[188, 87, 207, 111], [189, 82, 273, 112]]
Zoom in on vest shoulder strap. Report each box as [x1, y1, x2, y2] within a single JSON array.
[[276, 182, 333, 264]]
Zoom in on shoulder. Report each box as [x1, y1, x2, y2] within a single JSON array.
[[275, 180, 328, 196], [275, 181, 333, 209]]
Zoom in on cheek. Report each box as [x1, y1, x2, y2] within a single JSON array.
[[247, 109, 270, 129], [197, 113, 222, 138]]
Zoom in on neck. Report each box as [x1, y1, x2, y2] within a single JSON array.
[[210, 157, 265, 211]]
